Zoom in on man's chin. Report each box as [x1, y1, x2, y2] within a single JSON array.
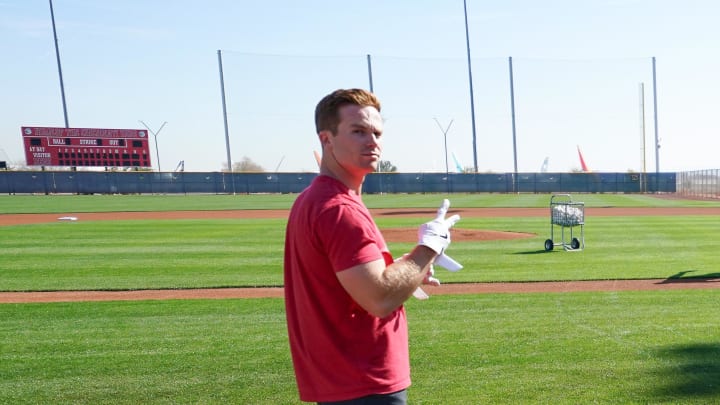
[[355, 157, 379, 174]]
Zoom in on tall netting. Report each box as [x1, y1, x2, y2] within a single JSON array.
[[220, 52, 654, 174], [370, 55, 508, 173], [508, 57, 653, 174], [219, 52, 369, 172]]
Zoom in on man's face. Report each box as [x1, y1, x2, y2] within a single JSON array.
[[324, 104, 383, 175]]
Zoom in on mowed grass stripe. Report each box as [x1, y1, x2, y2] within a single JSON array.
[[2, 215, 720, 290], [2, 192, 720, 214], [1, 290, 718, 404]]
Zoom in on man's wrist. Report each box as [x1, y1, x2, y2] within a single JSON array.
[[414, 244, 440, 261]]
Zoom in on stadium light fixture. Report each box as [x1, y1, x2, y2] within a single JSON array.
[[139, 120, 167, 172]]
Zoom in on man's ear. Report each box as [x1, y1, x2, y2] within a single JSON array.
[[318, 130, 332, 147]]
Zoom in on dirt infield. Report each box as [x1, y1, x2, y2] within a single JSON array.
[[2, 206, 719, 303], [1, 278, 718, 303]]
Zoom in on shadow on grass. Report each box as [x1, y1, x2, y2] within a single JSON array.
[[650, 343, 720, 401], [513, 250, 550, 255], [659, 271, 720, 284]]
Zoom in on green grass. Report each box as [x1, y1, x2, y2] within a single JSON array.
[[1, 291, 718, 404], [0, 194, 296, 213], [0, 219, 286, 291], [1, 193, 719, 404], [364, 192, 720, 209], [406, 290, 720, 404], [1, 192, 719, 214], [2, 214, 719, 291], [0, 299, 293, 404]]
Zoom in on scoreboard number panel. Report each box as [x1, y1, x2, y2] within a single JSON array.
[[21, 126, 152, 168]]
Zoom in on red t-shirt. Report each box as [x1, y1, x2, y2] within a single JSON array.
[[284, 175, 411, 402]]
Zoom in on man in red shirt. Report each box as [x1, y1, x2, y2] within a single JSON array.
[[284, 88, 459, 404]]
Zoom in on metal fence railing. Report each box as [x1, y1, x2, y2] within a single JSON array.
[[676, 170, 720, 199]]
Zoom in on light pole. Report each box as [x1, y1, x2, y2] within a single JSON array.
[[48, 0, 69, 128], [139, 120, 167, 172], [463, 0, 478, 172]]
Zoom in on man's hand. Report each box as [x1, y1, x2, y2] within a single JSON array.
[[418, 199, 461, 255], [422, 264, 441, 286]]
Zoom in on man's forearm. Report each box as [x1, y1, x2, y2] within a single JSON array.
[[379, 245, 437, 306]]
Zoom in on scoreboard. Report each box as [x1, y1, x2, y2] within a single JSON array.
[[22, 126, 152, 168]]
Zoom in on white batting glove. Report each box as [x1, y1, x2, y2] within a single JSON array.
[[417, 199, 461, 255], [435, 253, 463, 272]]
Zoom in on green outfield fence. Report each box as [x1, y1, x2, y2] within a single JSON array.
[[0, 171, 676, 195]]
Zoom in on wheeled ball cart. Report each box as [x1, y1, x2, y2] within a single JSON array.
[[544, 194, 585, 251]]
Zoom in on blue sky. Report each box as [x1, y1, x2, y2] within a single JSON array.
[[1, 0, 719, 173]]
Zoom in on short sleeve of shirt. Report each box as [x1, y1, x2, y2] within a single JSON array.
[[315, 203, 385, 272]]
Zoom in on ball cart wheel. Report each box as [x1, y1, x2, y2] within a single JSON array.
[[544, 239, 554, 251], [571, 237, 581, 250]]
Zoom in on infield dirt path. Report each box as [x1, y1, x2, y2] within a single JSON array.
[[1, 206, 719, 303]]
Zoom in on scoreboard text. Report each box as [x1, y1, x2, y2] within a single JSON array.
[[22, 126, 152, 168]]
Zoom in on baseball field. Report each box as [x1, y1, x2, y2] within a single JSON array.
[[1, 193, 718, 404]]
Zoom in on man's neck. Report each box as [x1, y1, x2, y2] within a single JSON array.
[[319, 165, 364, 195]]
